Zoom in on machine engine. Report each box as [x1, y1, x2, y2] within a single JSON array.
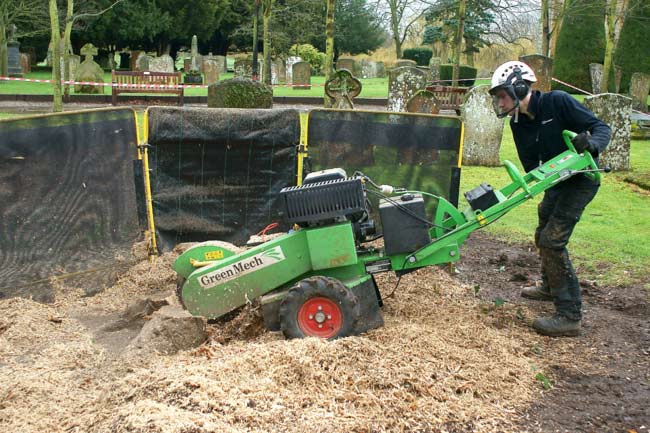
[[280, 168, 431, 254], [279, 168, 376, 243]]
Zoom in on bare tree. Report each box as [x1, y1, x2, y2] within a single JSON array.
[[262, 0, 274, 84], [377, 0, 428, 59], [1, 0, 49, 77], [49, 0, 128, 110]]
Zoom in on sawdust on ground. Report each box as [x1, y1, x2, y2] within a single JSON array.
[[0, 243, 553, 433]]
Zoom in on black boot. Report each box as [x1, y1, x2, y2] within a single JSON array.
[[521, 273, 553, 301], [533, 248, 582, 337], [533, 314, 581, 336]]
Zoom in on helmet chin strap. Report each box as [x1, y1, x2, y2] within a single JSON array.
[[497, 97, 520, 120]]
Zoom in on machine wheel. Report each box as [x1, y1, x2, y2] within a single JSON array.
[[279, 276, 360, 340]]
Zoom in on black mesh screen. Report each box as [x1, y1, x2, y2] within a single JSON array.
[[0, 109, 142, 301], [146, 107, 300, 250], [306, 109, 463, 222]]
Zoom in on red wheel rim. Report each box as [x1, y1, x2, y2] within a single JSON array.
[[297, 297, 343, 338]]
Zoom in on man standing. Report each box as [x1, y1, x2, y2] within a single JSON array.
[[488, 61, 611, 337]]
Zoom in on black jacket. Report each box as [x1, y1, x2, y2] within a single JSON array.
[[510, 90, 611, 173]]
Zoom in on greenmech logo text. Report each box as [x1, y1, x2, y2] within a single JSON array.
[[198, 246, 285, 289]]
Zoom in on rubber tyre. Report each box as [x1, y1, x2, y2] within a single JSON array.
[[279, 276, 360, 340]]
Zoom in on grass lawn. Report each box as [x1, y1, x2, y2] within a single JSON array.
[[0, 105, 648, 288], [460, 121, 650, 288], [0, 71, 389, 99]]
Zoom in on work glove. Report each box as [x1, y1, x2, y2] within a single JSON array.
[[571, 131, 596, 154]]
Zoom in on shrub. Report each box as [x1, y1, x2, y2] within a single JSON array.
[[289, 44, 326, 74], [552, 0, 606, 93], [614, 1, 650, 93], [439, 64, 477, 86], [403, 47, 434, 67]]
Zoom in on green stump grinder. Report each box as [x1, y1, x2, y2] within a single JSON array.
[[173, 131, 606, 340]]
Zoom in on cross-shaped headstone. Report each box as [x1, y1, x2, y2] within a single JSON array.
[[80, 43, 98, 62], [325, 69, 362, 109]]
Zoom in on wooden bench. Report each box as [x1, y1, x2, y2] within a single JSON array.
[[424, 85, 469, 115], [111, 71, 184, 105]]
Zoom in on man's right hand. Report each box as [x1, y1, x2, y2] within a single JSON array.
[[571, 132, 595, 153]]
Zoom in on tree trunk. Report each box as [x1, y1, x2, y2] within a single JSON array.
[[452, 0, 466, 87], [389, 1, 401, 59], [63, 0, 74, 100], [0, 23, 7, 79], [601, 0, 617, 93], [262, 0, 272, 85], [49, 0, 62, 112], [550, 0, 565, 57], [324, 0, 335, 107], [440, 42, 449, 64], [542, 0, 550, 56], [252, 0, 259, 80]]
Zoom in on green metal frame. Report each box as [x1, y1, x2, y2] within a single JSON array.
[[175, 130, 601, 320]]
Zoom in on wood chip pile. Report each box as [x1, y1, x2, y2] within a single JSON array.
[[0, 248, 546, 433]]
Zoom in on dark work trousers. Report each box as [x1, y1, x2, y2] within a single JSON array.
[[534, 174, 600, 321]]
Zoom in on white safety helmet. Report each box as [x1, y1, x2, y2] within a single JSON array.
[[489, 61, 537, 118], [489, 61, 537, 97]]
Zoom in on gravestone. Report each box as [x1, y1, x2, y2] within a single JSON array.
[[519, 54, 553, 92], [460, 85, 504, 166], [203, 59, 220, 85], [286, 56, 301, 83], [66, 55, 81, 84], [136, 52, 152, 71], [429, 57, 442, 83], [629, 72, 650, 112], [207, 78, 273, 108], [20, 53, 30, 75], [149, 54, 174, 73], [7, 26, 22, 77], [185, 35, 203, 84], [589, 63, 603, 94], [336, 57, 357, 75], [215, 55, 227, 73], [269, 61, 283, 85], [375, 62, 386, 78], [275, 60, 286, 83], [387, 66, 427, 112], [325, 69, 362, 109], [395, 59, 417, 68], [583, 93, 631, 171], [202, 55, 223, 76], [292, 61, 311, 90], [75, 43, 104, 94], [359, 60, 377, 79], [234, 58, 253, 78], [405, 90, 440, 114]]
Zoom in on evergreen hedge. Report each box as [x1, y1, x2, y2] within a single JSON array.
[[614, 2, 650, 93], [403, 48, 433, 67], [552, 0, 606, 93], [439, 64, 477, 86]]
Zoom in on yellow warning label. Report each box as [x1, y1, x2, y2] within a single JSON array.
[[205, 250, 224, 260]]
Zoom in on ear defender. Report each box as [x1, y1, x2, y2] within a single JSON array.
[[511, 67, 530, 99]]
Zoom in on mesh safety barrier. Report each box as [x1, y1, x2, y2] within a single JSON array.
[[306, 109, 463, 223], [0, 109, 142, 301], [146, 107, 300, 250]]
